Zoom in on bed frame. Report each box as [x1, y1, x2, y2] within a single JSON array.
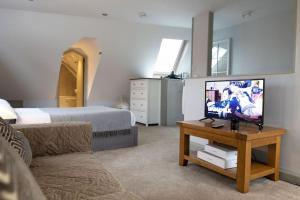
[[92, 126, 138, 151]]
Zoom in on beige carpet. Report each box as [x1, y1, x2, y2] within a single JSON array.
[[94, 126, 300, 200]]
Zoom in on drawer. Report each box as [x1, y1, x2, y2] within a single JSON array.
[[131, 89, 147, 99], [131, 80, 147, 89], [130, 100, 147, 111], [132, 111, 147, 124]]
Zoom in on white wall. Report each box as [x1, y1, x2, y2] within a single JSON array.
[[191, 11, 213, 78], [213, 10, 296, 75], [176, 42, 192, 75], [183, 1, 300, 177], [71, 38, 101, 99], [0, 8, 191, 107]]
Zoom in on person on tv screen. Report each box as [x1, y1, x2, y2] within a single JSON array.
[[207, 87, 232, 118], [232, 80, 263, 121], [207, 80, 263, 122]]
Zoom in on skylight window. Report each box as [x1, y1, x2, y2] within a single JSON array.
[[153, 39, 185, 75]]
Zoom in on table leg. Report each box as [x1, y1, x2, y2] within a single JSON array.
[[236, 140, 252, 193], [179, 127, 190, 166], [267, 136, 281, 181]]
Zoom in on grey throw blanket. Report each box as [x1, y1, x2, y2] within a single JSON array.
[[41, 106, 131, 132]]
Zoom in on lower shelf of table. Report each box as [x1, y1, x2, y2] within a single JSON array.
[[184, 152, 275, 180]]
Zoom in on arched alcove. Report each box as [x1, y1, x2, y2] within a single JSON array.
[[57, 37, 102, 107], [57, 50, 86, 107], [72, 38, 102, 99]]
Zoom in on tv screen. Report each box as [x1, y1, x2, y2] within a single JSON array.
[[205, 79, 264, 124]]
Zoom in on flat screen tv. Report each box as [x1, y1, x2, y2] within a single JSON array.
[[205, 79, 265, 124]]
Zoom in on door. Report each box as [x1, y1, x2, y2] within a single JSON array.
[[58, 50, 85, 107]]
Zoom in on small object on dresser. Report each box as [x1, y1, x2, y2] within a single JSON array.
[[164, 71, 181, 79]]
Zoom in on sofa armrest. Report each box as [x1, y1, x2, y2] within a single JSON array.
[[12, 122, 92, 158]]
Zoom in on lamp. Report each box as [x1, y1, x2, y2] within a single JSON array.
[[115, 96, 129, 110]]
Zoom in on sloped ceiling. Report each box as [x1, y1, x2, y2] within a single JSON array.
[[214, 0, 296, 30], [0, 0, 238, 28], [0, 0, 296, 29]]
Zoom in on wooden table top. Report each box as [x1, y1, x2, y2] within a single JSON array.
[[177, 120, 286, 141]]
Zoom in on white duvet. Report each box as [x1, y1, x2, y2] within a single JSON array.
[[15, 108, 51, 124]]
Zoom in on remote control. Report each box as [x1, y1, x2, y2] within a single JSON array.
[[211, 123, 225, 129]]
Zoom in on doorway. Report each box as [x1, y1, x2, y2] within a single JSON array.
[[58, 50, 85, 107]]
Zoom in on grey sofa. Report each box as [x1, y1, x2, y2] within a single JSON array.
[[10, 122, 142, 200]]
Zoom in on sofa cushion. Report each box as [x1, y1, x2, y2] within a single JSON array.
[[0, 117, 32, 166], [13, 122, 92, 158], [31, 153, 142, 200], [0, 137, 46, 200]]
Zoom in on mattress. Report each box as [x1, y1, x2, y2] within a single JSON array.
[[15, 106, 136, 132]]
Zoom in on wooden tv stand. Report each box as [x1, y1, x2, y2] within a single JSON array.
[[177, 120, 286, 193]]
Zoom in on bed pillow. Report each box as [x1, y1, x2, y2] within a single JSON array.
[[0, 99, 17, 120], [0, 117, 32, 166]]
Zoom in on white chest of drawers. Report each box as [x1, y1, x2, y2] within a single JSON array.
[[130, 79, 161, 126]]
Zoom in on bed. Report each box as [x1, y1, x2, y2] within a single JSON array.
[[14, 106, 138, 151]]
